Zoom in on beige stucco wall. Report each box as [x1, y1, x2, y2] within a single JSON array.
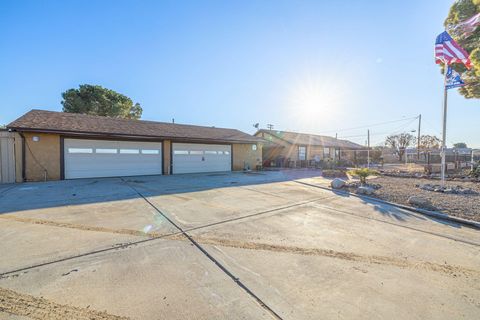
[[232, 143, 262, 170], [257, 132, 299, 161], [23, 132, 61, 181], [16, 133, 260, 181], [256, 132, 345, 163], [163, 140, 171, 174]]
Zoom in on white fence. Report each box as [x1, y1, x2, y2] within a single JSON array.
[[0, 131, 16, 183]]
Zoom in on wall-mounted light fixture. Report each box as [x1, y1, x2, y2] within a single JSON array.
[[32, 136, 40, 142]]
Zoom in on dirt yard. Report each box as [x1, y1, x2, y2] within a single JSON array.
[[370, 176, 480, 222]]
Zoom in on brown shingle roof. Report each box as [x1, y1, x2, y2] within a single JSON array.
[[8, 109, 261, 143], [257, 129, 363, 150]]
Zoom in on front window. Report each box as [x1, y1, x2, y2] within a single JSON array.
[[324, 147, 330, 158], [298, 146, 306, 160]]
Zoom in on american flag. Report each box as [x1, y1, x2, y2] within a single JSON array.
[[455, 13, 480, 36], [434, 31, 471, 69]]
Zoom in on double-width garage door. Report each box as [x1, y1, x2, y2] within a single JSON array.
[[64, 139, 162, 179], [172, 143, 231, 174]]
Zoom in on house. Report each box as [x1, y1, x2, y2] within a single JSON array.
[[6, 109, 263, 182], [254, 129, 364, 167]]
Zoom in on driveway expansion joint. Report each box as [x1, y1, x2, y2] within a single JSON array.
[[120, 177, 284, 320]]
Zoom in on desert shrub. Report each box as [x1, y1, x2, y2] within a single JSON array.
[[322, 169, 347, 178], [470, 164, 480, 178], [347, 168, 379, 185]]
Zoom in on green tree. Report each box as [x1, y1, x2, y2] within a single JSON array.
[[453, 142, 468, 148], [444, 0, 480, 98], [385, 133, 415, 161], [62, 84, 143, 119]]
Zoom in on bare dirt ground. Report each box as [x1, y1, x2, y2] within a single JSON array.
[[371, 176, 480, 221]]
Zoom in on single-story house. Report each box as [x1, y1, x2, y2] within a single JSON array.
[[6, 109, 262, 182], [254, 129, 364, 167]]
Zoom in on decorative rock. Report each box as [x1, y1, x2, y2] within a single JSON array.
[[417, 183, 476, 195], [408, 196, 434, 209], [356, 186, 374, 195], [331, 178, 346, 189]]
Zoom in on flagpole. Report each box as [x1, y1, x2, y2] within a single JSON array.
[[441, 65, 448, 186]]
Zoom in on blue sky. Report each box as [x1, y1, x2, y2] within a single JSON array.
[[1, 0, 478, 147]]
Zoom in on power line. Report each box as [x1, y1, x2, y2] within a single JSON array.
[[338, 117, 419, 140], [316, 115, 419, 134]]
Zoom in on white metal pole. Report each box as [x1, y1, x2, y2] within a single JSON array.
[[441, 66, 448, 186], [367, 130, 370, 168], [417, 114, 421, 161]]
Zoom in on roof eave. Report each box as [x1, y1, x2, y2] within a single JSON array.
[[7, 127, 261, 144]]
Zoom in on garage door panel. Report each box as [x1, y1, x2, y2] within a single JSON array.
[[64, 139, 162, 179], [172, 143, 231, 174]]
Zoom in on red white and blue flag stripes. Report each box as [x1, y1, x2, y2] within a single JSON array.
[[454, 13, 480, 36], [434, 31, 471, 69]]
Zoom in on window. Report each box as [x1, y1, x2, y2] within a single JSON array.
[[68, 148, 93, 154], [298, 146, 306, 161], [252, 144, 257, 151], [174, 150, 188, 155], [205, 151, 217, 155], [190, 150, 203, 155], [120, 149, 139, 154], [324, 147, 331, 158], [96, 148, 117, 154], [141, 149, 160, 154], [224, 151, 230, 155]]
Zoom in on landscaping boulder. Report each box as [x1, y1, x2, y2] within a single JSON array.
[[408, 196, 434, 209], [356, 186, 374, 195], [331, 178, 346, 189]]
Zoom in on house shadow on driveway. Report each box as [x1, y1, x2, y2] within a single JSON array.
[[0, 169, 325, 215], [0, 168, 476, 235]]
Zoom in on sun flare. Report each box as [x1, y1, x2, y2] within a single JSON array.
[[283, 74, 347, 130]]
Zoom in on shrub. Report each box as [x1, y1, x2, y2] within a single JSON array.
[[347, 168, 379, 185], [322, 169, 347, 178], [470, 165, 480, 178]]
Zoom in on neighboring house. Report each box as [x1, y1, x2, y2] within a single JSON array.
[[254, 129, 364, 167], [6, 109, 262, 182]]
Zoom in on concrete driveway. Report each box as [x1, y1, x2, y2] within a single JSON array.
[[0, 170, 479, 319]]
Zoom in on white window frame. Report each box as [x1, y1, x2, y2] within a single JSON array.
[[68, 148, 93, 154], [96, 148, 117, 154], [120, 149, 140, 154], [141, 149, 160, 154], [298, 146, 306, 161]]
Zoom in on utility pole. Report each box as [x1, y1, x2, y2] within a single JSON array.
[[417, 114, 421, 161], [267, 124, 274, 131], [367, 129, 370, 168]]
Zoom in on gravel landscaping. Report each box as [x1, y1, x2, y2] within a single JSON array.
[[367, 176, 480, 222]]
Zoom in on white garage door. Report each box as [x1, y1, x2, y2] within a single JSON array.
[[64, 139, 162, 179], [172, 143, 231, 174]]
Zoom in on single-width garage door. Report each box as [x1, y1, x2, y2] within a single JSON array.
[[172, 143, 231, 174], [64, 139, 162, 179]]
